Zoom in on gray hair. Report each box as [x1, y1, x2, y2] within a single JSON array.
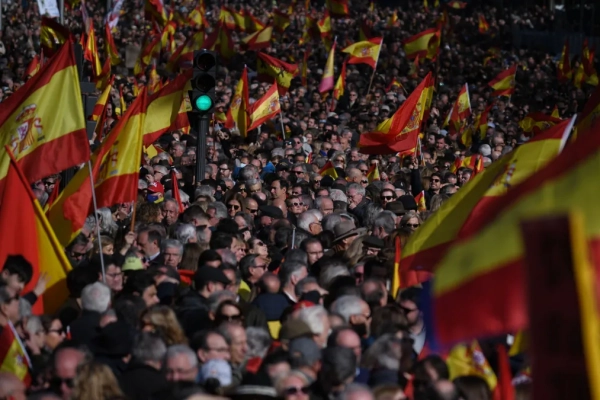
[[292, 163, 307, 173], [361, 334, 402, 370], [296, 305, 329, 335], [19, 298, 32, 321], [400, 210, 422, 226], [329, 189, 348, 203], [314, 196, 332, 210], [319, 263, 351, 290], [271, 148, 285, 158], [363, 203, 384, 230], [207, 202, 228, 219], [96, 207, 118, 237], [166, 190, 189, 204], [294, 276, 319, 298], [338, 383, 374, 400], [246, 327, 272, 359], [133, 332, 167, 364], [165, 344, 198, 368], [205, 164, 214, 177], [372, 211, 396, 234], [175, 224, 196, 244], [163, 238, 184, 255], [138, 179, 148, 190], [279, 261, 307, 286], [163, 198, 179, 210], [322, 213, 342, 233], [330, 295, 365, 324], [25, 315, 42, 337], [296, 210, 323, 232], [239, 165, 258, 182], [81, 282, 111, 313], [195, 185, 214, 198], [206, 290, 236, 314], [246, 178, 261, 187], [347, 183, 365, 196], [154, 165, 168, 176]]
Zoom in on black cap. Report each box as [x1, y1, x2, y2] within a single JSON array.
[[398, 195, 418, 211], [259, 205, 284, 219], [362, 235, 385, 249], [193, 266, 231, 289], [276, 161, 291, 172]]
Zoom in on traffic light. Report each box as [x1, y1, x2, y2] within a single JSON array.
[[190, 50, 217, 114]]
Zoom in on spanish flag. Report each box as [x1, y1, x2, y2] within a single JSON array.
[[409, 54, 420, 78], [225, 67, 249, 137], [166, 31, 203, 73], [257, 52, 299, 95], [488, 65, 517, 97], [1, 148, 73, 315], [105, 23, 121, 66], [95, 58, 111, 90], [446, 341, 497, 392], [245, 11, 265, 32], [210, 25, 235, 61], [134, 34, 161, 77], [145, 0, 167, 26], [401, 117, 575, 284], [366, 164, 380, 183], [273, 9, 291, 33], [319, 42, 336, 93], [24, 55, 41, 80], [447, 0, 467, 9], [333, 60, 346, 100], [241, 26, 273, 50], [248, 84, 281, 131], [318, 12, 332, 38], [342, 37, 383, 69], [387, 11, 398, 28], [326, 0, 348, 18], [575, 85, 600, 139], [40, 17, 71, 57], [0, 321, 31, 385], [148, 64, 161, 94], [0, 41, 89, 194], [358, 73, 434, 155], [48, 91, 147, 247], [358, 21, 372, 41], [391, 236, 402, 299], [403, 27, 440, 60], [319, 161, 338, 178], [518, 112, 562, 136], [415, 191, 427, 212], [219, 7, 237, 30], [451, 154, 483, 175], [477, 103, 494, 140], [445, 83, 471, 133], [386, 78, 403, 92], [84, 25, 103, 79], [430, 118, 592, 344], [91, 79, 113, 121], [478, 15, 490, 34]]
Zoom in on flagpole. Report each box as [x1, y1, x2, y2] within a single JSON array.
[[280, 111, 286, 140], [366, 36, 383, 96], [87, 161, 106, 283]]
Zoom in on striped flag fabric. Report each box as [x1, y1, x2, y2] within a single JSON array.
[[488, 65, 517, 97], [248, 84, 281, 131], [366, 164, 380, 183], [326, 0, 349, 17], [518, 112, 562, 136], [23, 56, 41, 80], [40, 17, 71, 57], [319, 42, 336, 93], [273, 9, 291, 33], [318, 161, 338, 178], [445, 83, 471, 133], [415, 191, 427, 212], [0, 40, 89, 195], [105, 23, 121, 66], [478, 15, 490, 34], [317, 12, 332, 37], [401, 117, 575, 285], [91, 79, 113, 121], [0, 321, 31, 385], [333, 60, 347, 100], [225, 66, 249, 137], [257, 52, 298, 95], [403, 27, 440, 60], [241, 26, 273, 50], [450, 154, 483, 175], [1, 150, 72, 314], [342, 37, 383, 69]]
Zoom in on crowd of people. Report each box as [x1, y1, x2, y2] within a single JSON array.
[[0, 0, 597, 398]]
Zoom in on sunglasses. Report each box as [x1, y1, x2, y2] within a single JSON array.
[[256, 241, 267, 247], [405, 223, 420, 228], [360, 180, 368, 184], [400, 306, 418, 314], [431, 179, 441, 183], [248, 208, 258, 214], [50, 377, 75, 389], [239, 188, 247, 192], [218, 314, 242, 322], [227, 204, 241, 210], [359, 169, 369, 173], [284, 386, 310, 395], [382, 196, 394, 200], [292, 170, 304, 175], [289, 202, 304, 207]]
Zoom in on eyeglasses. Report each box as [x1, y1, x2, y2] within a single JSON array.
[[354, 272, 364, 279], [4, 293, 19, 304], [335, 159, 345, 163], [239, 188, 247, 192], [253, 263, 268, 270], [292, 170, 304, 175], [44, 181, 56, 186], [294, 141, 301, 144], [400, 306, 418, 314], [256, 241, 267, 247], [382, 196, 394, 200], [289, 202, 304, 207], [50, 377, 75, 389], [218, 314, 243, 322], [405, 223, 420, 228], [359, 169, 369, 173], [248, 208, 258, 214], [219, 167, 229, 171], [284, 386, 311, 395], [431, 179, 441, 183], [48, 328, 65, 335], [360, 180, 368, 184], [227, 204, 241, 210], [207, 346, 229, 353]]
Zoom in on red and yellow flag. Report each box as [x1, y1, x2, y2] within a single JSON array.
[[401, 117, 575, 283], [403, 27, 440, 60], [387, 11, 398, 28], [342, 37, 383, 69], [24, 56, 41, 80], [477, 103, 494, 140], [0, 321, 32, 385], [326, 0, 348, 18], [358, 21, 372, 41], [84, 24, 103, 79], [445, 83, 471, 133], [148, 64, 161, 94], [488, 65, 517, 97], [366, 164, 380, 183], [134, 34, 161, 77], [446, 341, 497, 392], [105, 23, 121, 66], [519, 112, 562, 136], [257, 52, 299, 95], [319, 42, 336, 93], [478, 15, 490, 34], [248, 84, 281, 131], [319, 161, 338, 178], [557, 40, 572, 83], [145, 0, 167, 27], [451, 154, 483, 175], [225, 67, 249, 137], [415, 191, 427, 212], [386, 78, 403, 92], [358, 73, 434, 155], [574, 85, 600, 140], [0, 41, 89, 195], [40, 17, 71, 57], [241, 26, 273, 50], [317, 12, 332, 38], [0, 149, 73, 315], [91, 79, 113, 121], [273, 9, 291, 33], [447, 0, 467, 9], [208, 25, 235, 61], [219, 7, 237, 30], [166, 31, 203, 73], [333, 60, 347, 100]]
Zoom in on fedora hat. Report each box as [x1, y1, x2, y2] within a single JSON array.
[[332, 220, 366, 244]]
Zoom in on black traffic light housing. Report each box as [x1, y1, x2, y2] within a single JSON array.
[[189, 49, 217, 115]]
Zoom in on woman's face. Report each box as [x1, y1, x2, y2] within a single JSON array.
[[281, 375, 310, 400], [227, 200, 241, 217], [406, 217, 420, 232], [45, 319, 65, 350], [217, 304, 243, 325], [238, 186, 247, 198], [251, 239, 269, 257]]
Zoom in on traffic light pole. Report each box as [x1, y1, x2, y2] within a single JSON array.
[[195, 114, 209, 185]]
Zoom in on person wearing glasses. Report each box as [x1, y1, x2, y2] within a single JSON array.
[[399, 211, 423, 233], [239, 255, 268, 303]]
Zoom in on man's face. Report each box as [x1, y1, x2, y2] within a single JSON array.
[[319, 198, 334, 216], [105, 264, 123, 292], [291, 168, 306, 181], [430, 175, 442, 190], [249, 183, 262, 195], [44, 177, 57, 194], [68, 243, 88, 264], [346, 189, 363, 209], [53, 349, 85, 400], [162, 201, 179, 226], [287, 198, 304, 215], [270, 181, 286, 199], [435, 138, 446, 150], [460, 172, 472, 185], [305, 242, 324, 266], [137, 232, 155, 257], [380, 190, 395, 206], [199, 333, 230, 363], [291, 186, 303, 197], [142, 285, 159, 307], [249, 257, 268, 281], [1, 287, 20, 323], [400, 299, 420, 326], [219, 164, 231, 178], [163, 246, 182, 268], [229, 326, 248, 366], [166, 353, 198, 383], [1, 271, 25, 293]]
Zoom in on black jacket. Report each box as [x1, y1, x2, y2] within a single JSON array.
[[69, 310, 101, 347], [119, 362, 169, 400], [175, 290, 211, 338]]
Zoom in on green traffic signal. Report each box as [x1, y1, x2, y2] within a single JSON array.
[[195, 95, 213, 111]]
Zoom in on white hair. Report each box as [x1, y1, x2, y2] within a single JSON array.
[[297, 210, 323, 232], [81, 282, 111, 313], [246, 327, 272, 359], [338, 383, 374, 400], [319, 263, 351, 290], [175, 224, 196, 244], [330, 295, 364, 324], [96, 207, 118, 237], [165, 344, 198, 368], [165, 191, 190, 204], [329, 189, 348, 203], [25, 315, 42, 337], [154, 165, 168, 176], [296, 305, 329, 335]]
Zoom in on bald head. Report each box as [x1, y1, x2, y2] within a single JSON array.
[[0, 372, 26, 400], [334, 328, 362, 363], [54, 347, 88, 400]]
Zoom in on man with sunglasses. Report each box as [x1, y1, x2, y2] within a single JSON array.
[[239, 255, 268, 303], [399, 288, 427, 356], [51, 345, 89, 400]]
